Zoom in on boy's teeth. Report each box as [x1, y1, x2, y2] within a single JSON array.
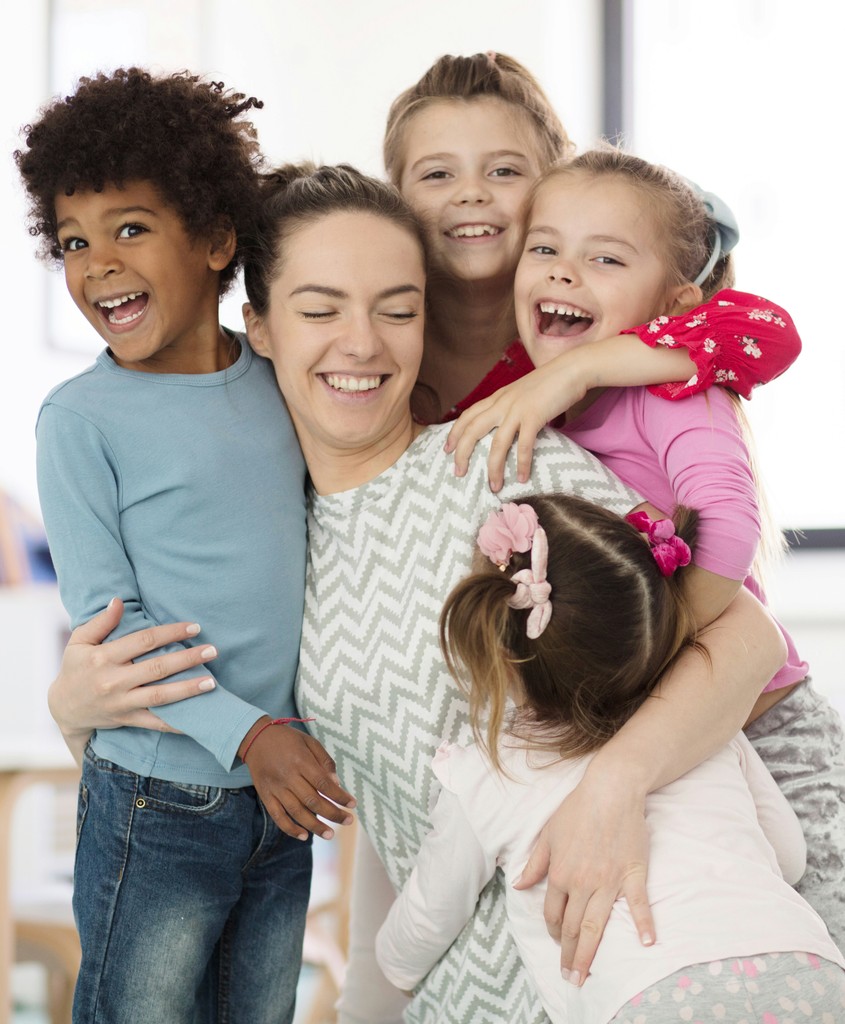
[[108, 308, 145, 326], [325, 375, 383, 393], [98, 292, 143, 309], [539, 301, 591, 319], [448, 225, 500, 238]]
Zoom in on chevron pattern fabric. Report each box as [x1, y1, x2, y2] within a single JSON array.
[[297, 424, 639, 1023]]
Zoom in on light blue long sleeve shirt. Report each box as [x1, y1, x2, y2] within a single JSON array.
[[36, 336, 306, 786]]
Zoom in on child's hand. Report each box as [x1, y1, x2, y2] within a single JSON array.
[[240, 719, 356, 841], [444, 359, 590, 492]]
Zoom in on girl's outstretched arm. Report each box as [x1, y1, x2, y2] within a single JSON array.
[[48, 597, 217, 764], [446, 337, 695, 490], [515, 587, 787, 985], [447, 290, 801, 491]]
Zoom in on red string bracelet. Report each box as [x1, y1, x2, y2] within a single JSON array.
[[241, 717, 316, 764]]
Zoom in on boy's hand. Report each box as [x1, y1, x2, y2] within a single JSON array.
[[444, 359, 589, 492], [240, 719, 356, 841]]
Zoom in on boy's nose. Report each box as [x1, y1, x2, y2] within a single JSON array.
[[85, 245, 124, 279]]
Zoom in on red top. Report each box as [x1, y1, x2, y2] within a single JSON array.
[[623, 289, 801, 401], [436, 289, 801, 424]]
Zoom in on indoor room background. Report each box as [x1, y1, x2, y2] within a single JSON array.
[[0, 1, 842, 1018]]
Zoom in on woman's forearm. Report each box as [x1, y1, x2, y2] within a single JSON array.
[[585, 587, 786, 796]]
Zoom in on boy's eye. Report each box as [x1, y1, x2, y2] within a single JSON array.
[[61, 237, 87, 253], [118, 223, 147, 239]]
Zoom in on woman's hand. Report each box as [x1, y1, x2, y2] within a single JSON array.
[[48, 597, 218, 761], [514, 765, 654, 986], [444, 362, 589, 492]]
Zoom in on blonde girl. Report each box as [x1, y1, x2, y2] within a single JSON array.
[[384, 51, 800, 425], [376, 494, 845, 1023]]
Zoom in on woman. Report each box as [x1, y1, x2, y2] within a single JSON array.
[[47, 165, 785, 1023]]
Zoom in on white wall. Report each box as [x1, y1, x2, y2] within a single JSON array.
[[1, 0, 601, 513]]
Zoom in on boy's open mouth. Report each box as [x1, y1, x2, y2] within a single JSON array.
[[537, 301, 594, 338], [95, 292, 149, 326]]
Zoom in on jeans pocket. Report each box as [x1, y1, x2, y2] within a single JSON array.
[[137, 777, 225, 816]]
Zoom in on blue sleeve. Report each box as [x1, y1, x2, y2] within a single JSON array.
[[36, 402, 264, 769]]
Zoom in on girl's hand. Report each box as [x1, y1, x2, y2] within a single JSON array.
[[514, 768, 654, 985], [239, 720, 357, 841], [48, 597, 218, 755], [444, 361, 590, 492]]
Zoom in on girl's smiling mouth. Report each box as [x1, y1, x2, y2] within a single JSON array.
[[536, 301, 594, 338], [445, 223, 503, 240]]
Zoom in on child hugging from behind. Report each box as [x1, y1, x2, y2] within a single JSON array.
[[16, 68, 353, 1024], [376, 495, 845, 1023]]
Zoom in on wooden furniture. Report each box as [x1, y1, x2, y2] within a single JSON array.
[[0, 743, 80, 1024]]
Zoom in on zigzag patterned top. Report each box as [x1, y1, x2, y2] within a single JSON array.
[[297, 423, 639, 1023]]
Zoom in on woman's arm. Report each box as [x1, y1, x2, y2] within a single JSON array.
[[48, 597, 217, 764], [516, 587, 787, 984]]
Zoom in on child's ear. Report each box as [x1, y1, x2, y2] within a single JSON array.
[[243, 302, 271, 358], [666, 281, 704, 316], [208, 219, 237, 272]]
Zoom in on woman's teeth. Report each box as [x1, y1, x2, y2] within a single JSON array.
[[447, 225, 501, 238], [324, 375, 383, 393]]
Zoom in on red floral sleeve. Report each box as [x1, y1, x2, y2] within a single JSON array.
[[622, 289, 801, 400]]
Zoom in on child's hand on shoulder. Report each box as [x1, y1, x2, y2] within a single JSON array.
[[445, 357, 589, 492], [239, 719, 356, 841]]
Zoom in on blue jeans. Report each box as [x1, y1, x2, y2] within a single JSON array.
[[72, 746, 312, 1024]]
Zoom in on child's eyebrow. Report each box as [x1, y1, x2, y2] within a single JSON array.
[[289, 284, 422, 300], [526, 225, 640, 255], [407, 149, 530, 174], [55, 205, 159, 231]]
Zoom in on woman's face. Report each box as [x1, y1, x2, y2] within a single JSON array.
[[398, 97, 544, 289], [245, 210, 426, 471], [515, 175, 690, 367]]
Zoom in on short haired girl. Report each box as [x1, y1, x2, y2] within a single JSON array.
[[376, 495, 845, 1023]]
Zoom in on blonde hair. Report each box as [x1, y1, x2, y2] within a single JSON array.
[[440, 494, 699, 773], [383, 52, 574, 185]]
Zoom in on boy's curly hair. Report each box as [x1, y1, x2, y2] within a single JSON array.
[[14, 67, 265, 292]]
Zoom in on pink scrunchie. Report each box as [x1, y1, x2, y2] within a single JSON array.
[[477, 503, 553, 638], [625, 510, 692, 577]]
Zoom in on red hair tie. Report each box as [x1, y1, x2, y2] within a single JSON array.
[[625, 510, 691, 577]]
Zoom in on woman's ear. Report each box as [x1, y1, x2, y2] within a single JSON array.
[[667, 281, 704, 316], [242, 302, 270, 357], [208, 218, 237, 272]]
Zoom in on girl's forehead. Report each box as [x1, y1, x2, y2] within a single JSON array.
[[403, 96, 544, 157]]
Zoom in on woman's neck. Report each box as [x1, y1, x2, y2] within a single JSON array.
[[300, 417, 425, 496], [417, 276, 518, 420]]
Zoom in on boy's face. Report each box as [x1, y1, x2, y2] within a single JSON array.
[[54, 181, 231, 373]]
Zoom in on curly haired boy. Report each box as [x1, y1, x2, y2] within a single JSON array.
[[17, 68, 353, 1023]]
